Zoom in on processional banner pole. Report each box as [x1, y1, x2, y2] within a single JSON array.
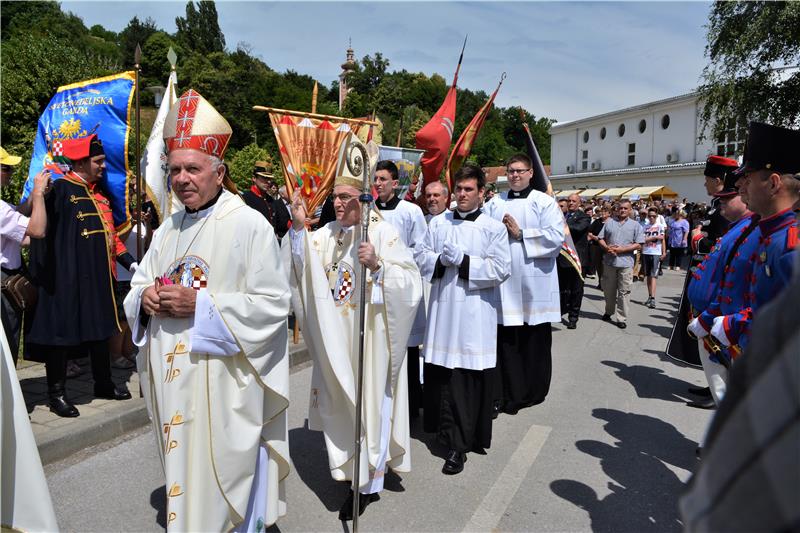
[[134, 43, 142, 259], [346, 138, 372, 532]]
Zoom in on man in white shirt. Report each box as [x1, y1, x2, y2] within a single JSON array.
[[425, 180, 449, 221], [641, 207, 667, 308], [1, 148, 49, 364]]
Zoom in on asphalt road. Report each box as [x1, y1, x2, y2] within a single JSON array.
[[45, 270, 713, 532]]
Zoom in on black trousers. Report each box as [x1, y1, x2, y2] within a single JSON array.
[[407, 346, 422, 415], [423, 363, 493, 453], [37, 339, 113, 388], [495, 323, 552, 412], [668, 246, 686, 268], [1, 292, 21, 366], [557, 267, 584, 324]]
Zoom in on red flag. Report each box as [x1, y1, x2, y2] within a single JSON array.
[[415, 37, 466, 188], [445, 73, 505, 191]]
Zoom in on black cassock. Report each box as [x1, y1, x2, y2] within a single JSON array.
[[26, 176, 120, 355]]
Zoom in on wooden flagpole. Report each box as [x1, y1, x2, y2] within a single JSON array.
[[253, 105, 380, 126], [134, 43, 142, 259]]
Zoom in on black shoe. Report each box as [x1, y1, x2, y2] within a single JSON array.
[[49, 394, 80, 417], [688, 386, 712, 397], [48, 382, 80, 418], [567, 321, 577, 329], [616, 321, 627, 329], [686, 398, 716, 409], [491, 403, 500, 420], [94, 383, 132, 400], [602, 314, 613, 322], [442, 450, 467, 475], [338, 490, 379, 521]]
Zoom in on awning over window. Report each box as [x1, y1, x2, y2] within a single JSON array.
[[621, 185, 679, 200], [578, 188, 608, 198], [596, 187, 634, 199]]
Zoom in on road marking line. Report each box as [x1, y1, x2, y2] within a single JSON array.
[[463, 424, 552, 533]]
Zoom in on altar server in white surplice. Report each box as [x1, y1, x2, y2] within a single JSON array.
[[373, 159, 428, 417], [483, 153, 563, 415], [285, 134, 422, 521], [417, 163, 511, 476], [124, 89, 291, 532]]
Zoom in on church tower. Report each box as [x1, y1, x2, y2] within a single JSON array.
[[338, 40, 356, 111]]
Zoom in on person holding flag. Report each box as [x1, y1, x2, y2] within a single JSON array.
[[26, 134, 135, 418], [483, 153, 564, 415]]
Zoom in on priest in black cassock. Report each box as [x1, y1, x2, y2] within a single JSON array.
[[417, 163, 511, 475], [26, 134, 133, 417]]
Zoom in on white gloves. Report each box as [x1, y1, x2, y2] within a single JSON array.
[[687, 317, 709, 338], [440, 241, 465, 267], [128, 262, 139, 274], [710, 316, 731, 347]]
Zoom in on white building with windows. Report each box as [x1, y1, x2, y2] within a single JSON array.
[[548, 92, 745, 202]]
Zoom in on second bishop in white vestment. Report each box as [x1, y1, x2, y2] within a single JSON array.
[[287, 213, 422, 493]]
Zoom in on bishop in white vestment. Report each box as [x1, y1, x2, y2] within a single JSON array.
[[417, 163, 510, 475], [285, 134, 422, 520], [124, 89, 291, 531], [483, 154, 564, 414]]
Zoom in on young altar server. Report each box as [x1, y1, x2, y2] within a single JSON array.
[[417, 163, 511, 475]]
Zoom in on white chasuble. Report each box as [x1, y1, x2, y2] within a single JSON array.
[[1, 327, 59, 533], [124, 190, 291, 531], [417, 211, 511, 371], [483, 190, 564, 326], [285, 214, 422, 490], [376, 198, 428, 346]]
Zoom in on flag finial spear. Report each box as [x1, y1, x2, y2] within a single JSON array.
[[453, 35, 468, 87], [168, 47, 177, 70]]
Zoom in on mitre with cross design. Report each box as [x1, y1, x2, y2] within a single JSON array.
[[163, 89, 232, 159]]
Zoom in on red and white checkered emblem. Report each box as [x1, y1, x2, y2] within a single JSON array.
[[333, 263, 355, 306], [52, 141, 63, 156]]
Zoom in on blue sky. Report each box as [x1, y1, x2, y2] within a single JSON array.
[[62, 1, 712, 123]]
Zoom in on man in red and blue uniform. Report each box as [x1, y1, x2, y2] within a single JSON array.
[[706, 122, 800, 354], [667, 155, 739, 370], [686, 170, 760, 407], [27, 134, 134, 418]]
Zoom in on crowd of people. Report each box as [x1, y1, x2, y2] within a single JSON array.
[[2, 85, 798, 532]]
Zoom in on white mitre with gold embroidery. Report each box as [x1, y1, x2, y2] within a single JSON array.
[[333, 132, 380, 189]]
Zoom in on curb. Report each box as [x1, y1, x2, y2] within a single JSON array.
[[38, 344, 309, 465]]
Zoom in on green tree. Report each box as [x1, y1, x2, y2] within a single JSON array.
[[175, 0, 225, 55], [141, 31, 180, 86], [119, 16, 158, 68], [698, 1, 800, 139], [228, 143, 274, 192]]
